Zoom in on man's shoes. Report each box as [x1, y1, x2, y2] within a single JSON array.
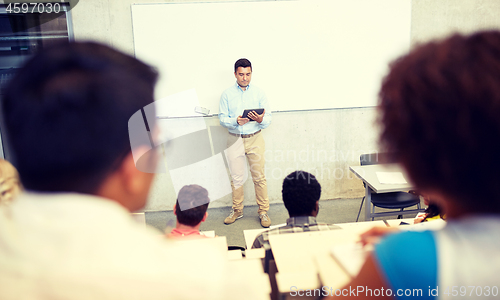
[[259, 213, 271, 228], [224, 209, 243, 224]]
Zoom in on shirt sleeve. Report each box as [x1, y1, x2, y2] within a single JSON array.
[[219, 91, 238, 130], [373, 231, 437, 300], [258, 90, 272, 129]]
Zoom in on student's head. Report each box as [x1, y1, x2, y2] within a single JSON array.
[[174, 185, 210, 227], [0, 159, 21, 205], [379, 30, 500, 213], [282, 171, 321, 217], [234, 58, 252, 88], [2, 42, 158, 209]]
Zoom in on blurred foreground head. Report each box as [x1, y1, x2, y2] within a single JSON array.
[[379, 31, 500, 213], [2, 42, 158, 201]]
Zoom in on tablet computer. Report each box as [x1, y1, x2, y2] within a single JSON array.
[[242, 108, 264, 121]]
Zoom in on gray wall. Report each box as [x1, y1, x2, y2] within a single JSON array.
[[70, 0, 500, 211]]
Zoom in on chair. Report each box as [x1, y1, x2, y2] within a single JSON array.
[[356, 153, 424, 221]]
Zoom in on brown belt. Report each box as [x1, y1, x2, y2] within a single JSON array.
[[229, 130, 261, 138]]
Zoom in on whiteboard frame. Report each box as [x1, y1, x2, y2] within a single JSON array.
[[132, 0, 411, 116]]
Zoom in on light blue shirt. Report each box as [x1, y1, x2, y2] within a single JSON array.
[[219, 83, 272, 134]]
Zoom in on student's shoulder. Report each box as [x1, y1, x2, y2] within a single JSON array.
[[252, 226, 287, 248], [374, 230, 436, 274], [373, 230, 438, 296], [315, 223, 341, 230], [380, 230, 434, 245]]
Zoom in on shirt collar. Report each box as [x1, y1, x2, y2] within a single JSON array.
[[286, 216, 318, 226], [235, 82, 250, 91], [171, 228, 202, 236]]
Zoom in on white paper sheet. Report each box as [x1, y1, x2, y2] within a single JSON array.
[[376, 171, 408, 184], [330, 243, 370, 278]]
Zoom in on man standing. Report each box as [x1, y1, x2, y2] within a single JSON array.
[[219, 58, 272, 227]]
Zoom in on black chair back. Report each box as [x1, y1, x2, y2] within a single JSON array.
[[360, 153, 395, 166]]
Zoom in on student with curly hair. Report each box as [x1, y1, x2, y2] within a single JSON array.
[[329, 31, 500, 299], [252, 171, 339, 249]]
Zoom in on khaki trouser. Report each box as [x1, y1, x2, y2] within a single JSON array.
[[226, 131, 269, 214]]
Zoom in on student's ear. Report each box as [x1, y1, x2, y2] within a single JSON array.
[[173, 204, 177, 216], [201, 212, 208, 222], [312, 201, 319, 217], [122, 151, 155, 196], [99, 149, 155, 212]]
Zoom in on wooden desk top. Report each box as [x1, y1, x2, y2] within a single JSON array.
[[269, 221, 387, 291], [387, 218, 446, 231], [227, 259, 271, 299], [243, 228, 267, 249], [335, 220, 386, 235], [172, 236, 228, 254], [257, 219, 446, 297], [349, 164, 414, 193]]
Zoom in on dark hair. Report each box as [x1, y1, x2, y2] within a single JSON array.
[[175, 185, 210, 226], [422, 203, 443, 222], [234, 58, 252, 72], [2, 42, 158, 193], [379, 31, 500, 212], [282, 171, 321, 217]]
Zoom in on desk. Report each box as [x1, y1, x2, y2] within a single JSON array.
[[387, 218, 446, 231], [336, 220, 386, 235], [244, 228, 268, 249], [269, 221, 385, 298], [172, 236, 228, 255], [200, 230, 215, 238], [245, 248, 265, 259], [349, 164, 421, 221], [385, 218, 415, 227], [227, 259, 271, 300]]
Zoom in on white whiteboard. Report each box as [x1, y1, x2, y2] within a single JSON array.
[[132, 0, 410, 115]]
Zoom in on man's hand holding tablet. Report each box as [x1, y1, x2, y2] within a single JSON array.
[[237, 115, 250, 125], [241, 108, 265, 123]]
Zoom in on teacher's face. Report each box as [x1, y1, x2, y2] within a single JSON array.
[[234, 67, 252, 88]]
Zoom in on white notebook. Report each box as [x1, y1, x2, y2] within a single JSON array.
[[376, 171, 407, 184], [330, 243, 372, 277]]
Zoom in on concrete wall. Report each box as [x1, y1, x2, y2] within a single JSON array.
[[70, 0, 500, 211], [411, 0, 500, 44]]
